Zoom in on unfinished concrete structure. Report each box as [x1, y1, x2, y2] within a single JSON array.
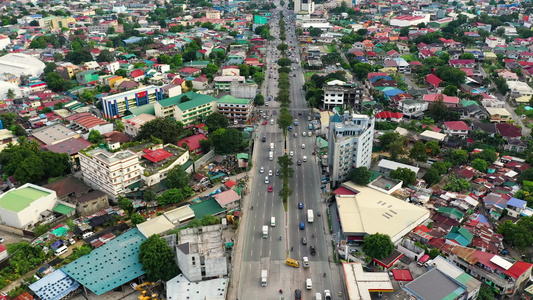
[[175, 225, 228, 282]]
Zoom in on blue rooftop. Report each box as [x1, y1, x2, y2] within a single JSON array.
[[29, 269, 80, 300], [507, 197, 527, 208], [61, 228, 147, 295]]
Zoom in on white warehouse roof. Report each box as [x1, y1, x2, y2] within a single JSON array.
[[0, 53, 45, 78]]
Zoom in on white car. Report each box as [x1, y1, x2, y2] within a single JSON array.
[[302, 144, 306, 149], [260, 167, 264, 173], [290, 151, 294, 156], [268, 170, 273, 176]]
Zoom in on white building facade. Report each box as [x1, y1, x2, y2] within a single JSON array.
[[79, 148, 141, 200], [328, 112, 375, 187]]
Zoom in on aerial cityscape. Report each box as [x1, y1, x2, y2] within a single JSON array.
[[1, 0, 533, 299]]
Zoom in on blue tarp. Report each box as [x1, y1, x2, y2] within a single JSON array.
[[383, 88, 405, 97]]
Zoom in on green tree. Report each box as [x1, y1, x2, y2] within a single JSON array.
[[443, 149, 468, 166], [471, 148, 497, 164], [443, 174, 470, 192], [477, 285, 495, 300], [348, 166, 372, 185], [409, 141, 428, 162], [390, 168, 417, 187], [277, 154, 294, 181], [131, 213, 145, 225], [205, 112, 229, 134], [87, 129, 103, 144], [53, 102, 64, 109], [460, 53, 475, 59], [388, 140, 406, 161], [14, 155, 45, 184], [309, 27, 322, 37], [0, 112, 17, 127], [115, 120, 124, 132], [97, 49, 114, 62], [432, 161, 451, 174], [378, 131, 400, 149], [6, 88, 15, 99], [143, 190, 156, 202], [45, 72, 65, 91], [471, 158, 488, 172], [211, 128, 243, 154], [44, 62, 57, 75], [135, 117, 183, 144], [425, 141, 440, 156], [362, 233, 395, 259], [166, 165, 190, 189], [252, 72, 265, 85], [11, 124, 27, 137], [254, 94, 265, 106], [277, 57, 292, 67], [138, 235, 179, 281], [442, 85, 458, 96], [118, 196, 134, 215], [115, 69, 127, 77], [277, 108, 293, 137], [423, 167, 441, 186]]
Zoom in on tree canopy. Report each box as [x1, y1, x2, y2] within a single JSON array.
[[348, 166, 371, 185], [205, 112, 228, 134], [362, 233, 395, 259], [210, 128, 243, 154], [390, 168, 417, 187], [135, 117, 184, 144], [138, 235, 179, 281], [166, 165, 190, 189]]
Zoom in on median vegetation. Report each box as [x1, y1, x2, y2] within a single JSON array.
[[277, 154, 294, 210]]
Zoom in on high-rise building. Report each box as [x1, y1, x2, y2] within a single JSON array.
[[79, 148, 141, 200], [328, 112, 375, 187]]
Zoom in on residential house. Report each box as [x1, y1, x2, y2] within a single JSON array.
[[191, 75, 209, 90], [426, 74, 442, 89], [485, 107, 512, 123], [423, 94, 459, 107], [176, 134, 207, 154], [445, 226, 473, 247], [123, 114, 157, 137], [505, 197, 527, 218], [443, 121, 470, 137], [449, 59, 476, 68], [398, 100, 428, 119], [375, 111, 403, 122]]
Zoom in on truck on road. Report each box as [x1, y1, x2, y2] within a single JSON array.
[[261, 270, 267, 286], [262, 225, 268, 238], [307, 209, 314, 223], [269, 151, 274, 161]]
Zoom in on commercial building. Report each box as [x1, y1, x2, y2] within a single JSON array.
[[403, 255, 481, 300], [32, 124, 81, 146], [0, 183, 57, 229], [61, 228, 147, 296], [122, 114, 157, 137], [154, 92, 218, 125], [29, 270, 80, 300], [377, 159, 420, 176], [137, 144, 190, 187], [79, 148, 141, 201], [322, 81, 364, 111], [390, 14, 430, 27], [100, 85, 165, 118], [0, 53, 45, 78], [343, 263, 393, 300], [449, 246, 532, 296], [334, 182, 429, 244], [217, 95, 253, 124], [166, 275, 227, 300], [175, 225, 228, 282], [327, 112, 375, 186], [38, 16, 75, 30], [44, 138, 92, 171]]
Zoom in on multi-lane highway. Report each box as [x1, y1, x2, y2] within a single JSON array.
[[237, 4, 343, 300]]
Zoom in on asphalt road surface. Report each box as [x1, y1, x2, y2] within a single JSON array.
[[237, 6, 344, 300]]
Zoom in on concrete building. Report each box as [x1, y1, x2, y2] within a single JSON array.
[[79, 148, 142, 201], [137, 144, 190, 187], [166, 275, 227, 300], [217, 95, 253, 124], [214, 76, 245, 92], [0, 53, 45, 78], [322, 81, 364, 111], [75, 190, 109, 216], [230, 80, 258, 99], [0, 35, 10, 51], [176, 225, 228, 282], [122, 114, 157, 137], [0, 129, 17, 152], [0, 183, 57, 229], [334, 182, 429, 244], [38, 16, 75, 30], [154, 92, 218, 125], [328, 111, 375, 187], [377, 159, 420, 176], [32, 124, 81, 146], [449, 246, 531, 296], [100, 85, 165, 118]]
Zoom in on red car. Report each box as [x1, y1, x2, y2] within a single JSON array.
[[262, 121, 268, 125], [268, 185, 273, 192]]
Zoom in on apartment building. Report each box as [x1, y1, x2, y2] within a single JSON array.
[[216, 95, 253, 124], [322, 81, 364, 111], [100, 85, 165, 118], [38, 16, 76, 30], [154, 92, 218, 125], [79, 148, 141, 201], [123, 114, 157, 137], [449, 246, 532, 296], [175, 225, 228, 282], [328, 111, 375, 187]]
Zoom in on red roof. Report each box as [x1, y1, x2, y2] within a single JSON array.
[[444, 121, 470, 131], [333, 186, 358, 195], [426, 74, 442, 87], [130, 69, 145, 78], [177, 133, 207, 151], [375, 111, 403, 119], [496, 123, 522, 138], [179, 67, 201, 74], [391, 269, 413, 281], [225, 180, 237, 188], [142, 148, 173, 163]]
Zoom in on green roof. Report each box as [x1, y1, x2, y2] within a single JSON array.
[[158, 92, 217, 111], [217, 95, 251, 105], [61, 228, 146, 296], [236, 153, 249, 159], [128, 102, 155, 116], [53, 204, 75, 215], [460, 100, 478, 107], [437, 207, 464, 220], [189, 198, 225, 219], [0, 186, 51, 212]]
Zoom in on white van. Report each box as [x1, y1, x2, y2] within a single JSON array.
[[265, 176, 269, 184], [54, 245, 68, 256], [303, 156, 307, 162], [271, 217, 276, 227], [82, 231, 94, 239], [306, 278, 312, 290], [270, 119, 274, 125], [302, 144, 306, 149]]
